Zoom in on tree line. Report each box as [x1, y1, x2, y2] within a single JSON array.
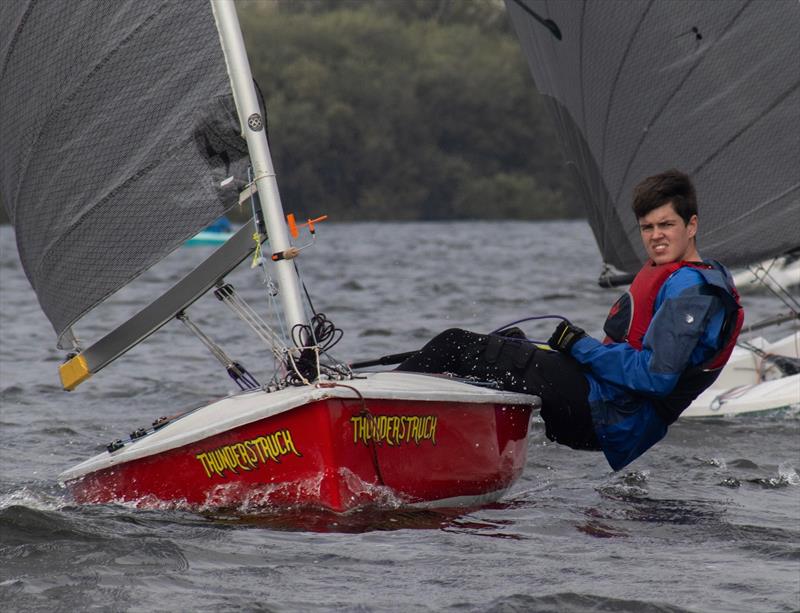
[[0, 1, 580, 226], [236, 0, 580, 222]]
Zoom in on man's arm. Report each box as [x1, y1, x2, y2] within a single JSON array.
[[569, 269, 724, 396]]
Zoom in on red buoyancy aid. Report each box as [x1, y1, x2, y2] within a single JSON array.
[[603, 260, 744, 371]]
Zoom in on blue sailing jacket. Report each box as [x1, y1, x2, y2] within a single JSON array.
[[569, 266, 730, 470]]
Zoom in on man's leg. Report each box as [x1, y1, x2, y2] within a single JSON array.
[[397, 328, 532, 389], [521, 347, 599, 450], [396, 328, 489, 375], [398, 328, 599, 451]]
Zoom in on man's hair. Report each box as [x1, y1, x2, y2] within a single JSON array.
[[632, 169, 697, 223]]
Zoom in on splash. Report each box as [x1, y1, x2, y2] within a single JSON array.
[[747, 463, 800, 489], [694, 456, 727, 469], [0, 485, 67, 512], [778, 462, 800, 486], [337, 467, 406, 509], [596, 470, 650, 500], [198, 472, 329, 513]]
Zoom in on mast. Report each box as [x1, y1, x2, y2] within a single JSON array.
[[210, 0, 307, 332]]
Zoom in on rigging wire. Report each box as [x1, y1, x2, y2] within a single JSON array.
[[744, 259, 800, 313], [218, 167, 351, 387], [177, 311, 260, 390], [213, 283, 288, 359]]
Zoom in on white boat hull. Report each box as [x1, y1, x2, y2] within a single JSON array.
[[683, 331, 800, 417]]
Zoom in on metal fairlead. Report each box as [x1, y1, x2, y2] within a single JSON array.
[[129, 428, 148, 440]]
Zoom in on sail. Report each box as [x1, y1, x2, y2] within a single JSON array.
[[0, 0, 248, 344], [505, 0, 800, 273]]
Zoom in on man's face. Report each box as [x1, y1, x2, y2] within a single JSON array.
[[638, 201, 698, 265]]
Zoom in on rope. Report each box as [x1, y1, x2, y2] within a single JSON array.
[[284, 312, 352, 385], [318, 382, 385, 486], [490, 314, 568, 345]]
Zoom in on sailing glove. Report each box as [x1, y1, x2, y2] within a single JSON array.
[[548, 320, 586, 353]]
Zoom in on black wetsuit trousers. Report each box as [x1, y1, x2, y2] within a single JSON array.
[[397, 328, 600, 450]]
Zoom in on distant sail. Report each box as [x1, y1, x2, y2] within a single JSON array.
[[506, 0, 800, 272], [0, 1, 248, 343]]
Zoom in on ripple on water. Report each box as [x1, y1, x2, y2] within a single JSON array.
[[483, 593, 693, 613], [0, 385, 33, 406], [358, 328, 393, 337], [0, 504, 193, 612]]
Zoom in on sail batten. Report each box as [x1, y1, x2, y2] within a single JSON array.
[[507, 0, 800, 272], [0, 0, 249, 341]]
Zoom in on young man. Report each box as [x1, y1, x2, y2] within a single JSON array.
[[398, 169, 743, 470]]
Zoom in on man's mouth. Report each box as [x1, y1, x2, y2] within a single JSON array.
[[652, 243, 668, 254]]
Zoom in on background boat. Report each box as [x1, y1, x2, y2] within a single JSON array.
[[184, 229, 236, 247], [733, 252, 800, 293]]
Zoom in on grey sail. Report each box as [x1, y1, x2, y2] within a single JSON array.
[[0, 0, 248, 344], [505, 0, 800, 273]]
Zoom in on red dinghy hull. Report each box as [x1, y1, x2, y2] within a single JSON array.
[[60, 373, 537, 512]]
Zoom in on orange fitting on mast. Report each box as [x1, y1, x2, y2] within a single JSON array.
[[286, 213, 299, 239], [286, 213, 328, 237], [306, 215, 328, 234]]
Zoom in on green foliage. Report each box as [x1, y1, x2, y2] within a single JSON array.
[[236, 0, 580, 222]]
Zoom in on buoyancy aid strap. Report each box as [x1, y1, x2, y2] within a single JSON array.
[[685, 261, 743, 371], [700, 284, 743, 371]]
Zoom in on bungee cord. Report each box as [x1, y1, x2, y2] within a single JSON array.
[[491, 314, 569, 346]]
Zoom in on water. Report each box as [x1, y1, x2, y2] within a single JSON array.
[[1, 221, 798, 612]]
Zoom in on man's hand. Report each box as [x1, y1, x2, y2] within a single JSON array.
[[548, 320, 586, 353]]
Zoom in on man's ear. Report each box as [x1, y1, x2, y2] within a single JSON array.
[[687, 214, 698, 239]]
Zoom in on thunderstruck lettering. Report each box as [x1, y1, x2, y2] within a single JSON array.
[[350, 414, 437, 446], [195, 429, 301, 478]]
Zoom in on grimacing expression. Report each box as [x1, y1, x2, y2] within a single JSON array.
[[638, 202, 698, 265]]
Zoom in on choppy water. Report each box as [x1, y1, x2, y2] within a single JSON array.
[[1, 221, 798, 612]]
